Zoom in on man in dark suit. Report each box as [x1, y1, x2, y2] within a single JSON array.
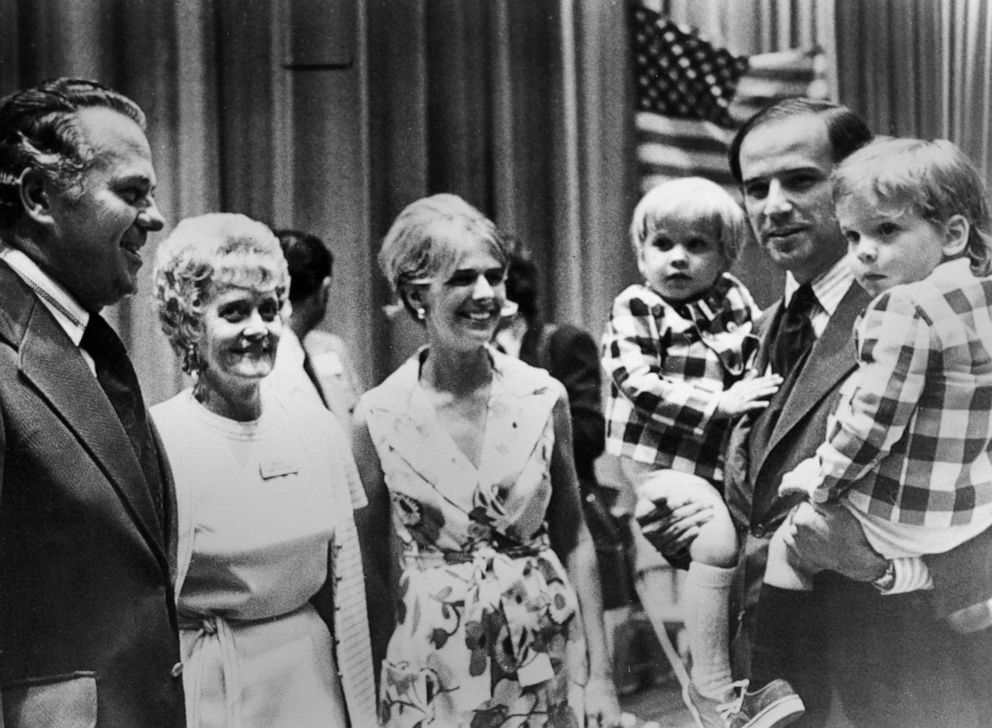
[[0, 79, 184, 727], [643, 99, 986, 728]]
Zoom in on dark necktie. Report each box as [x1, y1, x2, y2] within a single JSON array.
[[771, 282, 818, 377], [81, 314, 163, 523]]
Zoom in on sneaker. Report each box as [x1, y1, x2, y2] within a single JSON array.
[[683, 680, 748, 728], [718, 679, 805, 728]]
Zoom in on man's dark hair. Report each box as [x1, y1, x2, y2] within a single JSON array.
[[728, 97, 873, 184], [274, 228, 334, 303], [0, 78, 146, 228]]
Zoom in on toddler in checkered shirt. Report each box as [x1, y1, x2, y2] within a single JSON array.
[[601, 177, 784, 715], [746, 138, 992, 708]]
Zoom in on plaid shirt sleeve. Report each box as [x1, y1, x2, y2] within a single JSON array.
[[816, 290, 933, 496], [601, 286, 723, 439]]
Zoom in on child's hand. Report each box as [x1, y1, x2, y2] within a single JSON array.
[[716, 373, 783, 417], [778, 456, 820, 499]]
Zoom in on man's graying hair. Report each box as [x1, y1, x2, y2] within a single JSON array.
[[0, 78, 146, 229]]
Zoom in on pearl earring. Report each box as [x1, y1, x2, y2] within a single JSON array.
[[182, 343, 203, 375]]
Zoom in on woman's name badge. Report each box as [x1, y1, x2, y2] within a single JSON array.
[[258, 457, 299, 480]]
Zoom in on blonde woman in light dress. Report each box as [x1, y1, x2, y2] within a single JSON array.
[[353, 194, 622, 728], [150, 213, 378, 728]]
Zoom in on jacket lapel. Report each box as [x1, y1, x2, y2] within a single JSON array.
[[763, 283, 872, 463], [479, 353, 558, 488], [364, 356, 479, 510], [732, 302, 784, 473], [15, 288, 169, 567]]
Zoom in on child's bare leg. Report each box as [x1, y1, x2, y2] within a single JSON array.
[[636, 470, 737, 700]]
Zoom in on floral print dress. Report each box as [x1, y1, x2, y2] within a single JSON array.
[[360, 348, 588, 728]]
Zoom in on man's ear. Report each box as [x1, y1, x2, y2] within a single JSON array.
[[19, 168, 55, 226], [319, 276, 332, 306], [943, 214, 970, 258]]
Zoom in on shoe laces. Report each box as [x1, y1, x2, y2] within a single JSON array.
[[716, 679, 750, 723]]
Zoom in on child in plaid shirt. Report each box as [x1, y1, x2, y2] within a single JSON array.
[[601, 177, 783, 720], [741, 138, 992, 717]]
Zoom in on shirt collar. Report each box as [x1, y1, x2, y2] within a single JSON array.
[[784, 254, 854, 317], [0, 242, 89, 346], [928, 256, 972, 284]]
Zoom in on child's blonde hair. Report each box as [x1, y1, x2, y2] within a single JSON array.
[[832, 137, 992, 276], [629, 177, 749, 263]]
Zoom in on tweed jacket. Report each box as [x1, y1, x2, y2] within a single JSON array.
[[0, 261, 184, 728]]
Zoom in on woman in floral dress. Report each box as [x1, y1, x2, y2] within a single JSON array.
[[353, 194, 621, 728]]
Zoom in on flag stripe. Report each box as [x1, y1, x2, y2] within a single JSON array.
[[632, 6, 830, 197]]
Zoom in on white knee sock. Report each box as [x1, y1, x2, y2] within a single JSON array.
[[684, 561, 736, 699]]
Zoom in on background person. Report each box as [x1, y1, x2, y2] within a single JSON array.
[[353, 193, 622, 727], [0, 78, 184, 728], [265, 228, 364, 431], [151, 213, 376, 728]]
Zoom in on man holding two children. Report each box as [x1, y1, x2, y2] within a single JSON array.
[[643, 98, 992, 727]]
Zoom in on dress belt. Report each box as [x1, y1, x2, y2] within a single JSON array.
[[179, 606, 311, 727], [180, 614, 243, 728]]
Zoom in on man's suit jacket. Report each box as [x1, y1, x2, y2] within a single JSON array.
[[0, 262, 184, 728], [723, 280, 984, 728], [724, 282, 872, 534]]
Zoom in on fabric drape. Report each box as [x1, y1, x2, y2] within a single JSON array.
[[835, 0, 992, 184]]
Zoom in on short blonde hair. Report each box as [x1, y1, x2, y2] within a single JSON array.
[[629, 177, 749, 262], [833, 137, 992, 276], [153, 213, 289, 370], [378, 193, 507, 319]]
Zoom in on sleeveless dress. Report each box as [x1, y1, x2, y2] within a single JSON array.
[[359, 347, 588, 728], [152, 389, 377, 728]]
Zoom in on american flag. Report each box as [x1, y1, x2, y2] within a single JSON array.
[[632, 4, 830, 197]]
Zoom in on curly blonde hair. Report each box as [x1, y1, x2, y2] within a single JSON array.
[[153, 213, 289, 373]]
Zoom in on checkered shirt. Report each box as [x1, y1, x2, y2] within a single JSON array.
[[602, 273, 759, 482], [817, 258, 992, 527]]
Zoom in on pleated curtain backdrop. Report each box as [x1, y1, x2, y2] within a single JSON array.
[[4, 0, 992, 398], [836, 0, 992, 184], [365, 0, 638, 374]]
